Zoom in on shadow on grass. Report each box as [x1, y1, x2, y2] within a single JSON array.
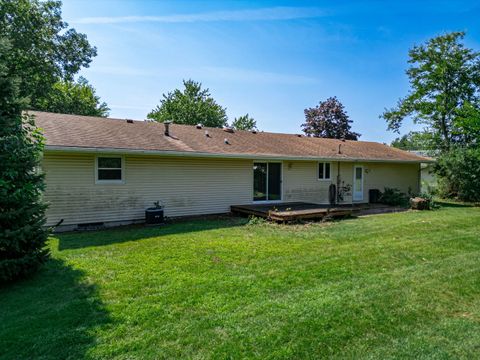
[[0, 259, 110, 359], [58, 216, 248, 251], [435, 200, 477, 208]]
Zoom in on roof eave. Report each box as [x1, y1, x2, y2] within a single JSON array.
[[44, 145, 434, 163]]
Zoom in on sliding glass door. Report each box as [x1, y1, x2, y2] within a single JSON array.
[[253, 163, 267, 201], [267, 163, 282, 200], [253, 162, 282, 201]]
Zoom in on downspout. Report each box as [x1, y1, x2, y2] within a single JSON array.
[[336, 161, 341, 204], [351, 164, 354, 207], [336, 143, 342, 205], [418, 163, 422, 195]]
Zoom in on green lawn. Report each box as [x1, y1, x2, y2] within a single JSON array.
[[2, 204, 480, 359]]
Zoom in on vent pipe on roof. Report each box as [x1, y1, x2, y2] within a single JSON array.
[[338, 144, 342, 154], [164, 121, 171, 136]]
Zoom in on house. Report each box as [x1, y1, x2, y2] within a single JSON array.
[[33, 111, 432, 231], [410, 150, 438, 193]]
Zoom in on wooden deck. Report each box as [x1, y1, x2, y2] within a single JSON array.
[[231, 202, 366, 222]]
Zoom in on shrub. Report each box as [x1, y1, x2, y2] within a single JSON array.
[[380, 187, 409, 206], [434, 147, 480, 202], [421, 192, 440, 209]]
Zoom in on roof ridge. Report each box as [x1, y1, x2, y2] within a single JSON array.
[[28, 110, 138, 123]]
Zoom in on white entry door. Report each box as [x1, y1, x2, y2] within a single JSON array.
[[353, 165, 364, 201]]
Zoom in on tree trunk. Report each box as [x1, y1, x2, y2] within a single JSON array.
[[440, 113, 450, 151]]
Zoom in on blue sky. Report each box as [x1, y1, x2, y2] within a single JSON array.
[[62, 0, 480, 143]]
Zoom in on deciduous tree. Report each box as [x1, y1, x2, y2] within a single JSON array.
[[37, 77, 110, 117], [435, 147, 480, 202], [0, 0, 97, 109], [302, 97, 360, 140], [391, 131, 438, 150], [147, 80, 228, 128], [231, 114, 257, 131], [381, 32, 480, 151], [452, 101, 480, 146]]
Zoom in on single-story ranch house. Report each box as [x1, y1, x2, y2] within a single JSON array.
[[34, 111, 431, 230]]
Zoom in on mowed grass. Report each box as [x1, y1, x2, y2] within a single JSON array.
[[1, 204, 480, 359]]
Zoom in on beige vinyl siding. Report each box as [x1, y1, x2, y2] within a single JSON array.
[[282, 161, 419, 204], [282, 161, 353, 204], [42, 153, 421, 227], [337, 162, 354, 203], [420, 163, 437, 193], [282, 161, 336, 203], [363, 162, 420, 201], [42, 153, 252, 226]]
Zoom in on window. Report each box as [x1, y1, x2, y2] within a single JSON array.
[[96, 156, 123, 183], [318, 162, 331, 180]]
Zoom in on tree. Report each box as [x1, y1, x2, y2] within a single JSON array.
[[302, 97, 360, 140], [0, 0, 97, 109], [435, 147, 480, 202], [391, 131, 438, 150], [381, 32, 480, 151], [231, 114, 257, 131], [452, 101, 480, 146], [0, 38, 49, 282], [36, 77, 110, 117], [147, 80, 228, 128]]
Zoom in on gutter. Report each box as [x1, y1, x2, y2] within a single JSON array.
[[44, 145, 434, 164]]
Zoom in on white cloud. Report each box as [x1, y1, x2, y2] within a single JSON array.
[[86, 64, 317, 85], [74, 7, 326, 25]]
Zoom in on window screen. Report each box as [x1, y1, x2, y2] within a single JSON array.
[[97, 157, 122, 181]]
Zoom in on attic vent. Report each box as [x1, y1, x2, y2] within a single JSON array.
[[297, 134, 302, 137], [224, 138, 230, 144], [196, 123, 203, 129], [223, 126, 234, 133], [251, 130, 257, 134], [126, 119, 134, 123]]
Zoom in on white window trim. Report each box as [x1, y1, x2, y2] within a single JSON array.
[[317, 162, 332, 181], [95, 155, 125, 184]]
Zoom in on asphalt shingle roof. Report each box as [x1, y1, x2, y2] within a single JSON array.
[[32, 111, 432, 162]]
